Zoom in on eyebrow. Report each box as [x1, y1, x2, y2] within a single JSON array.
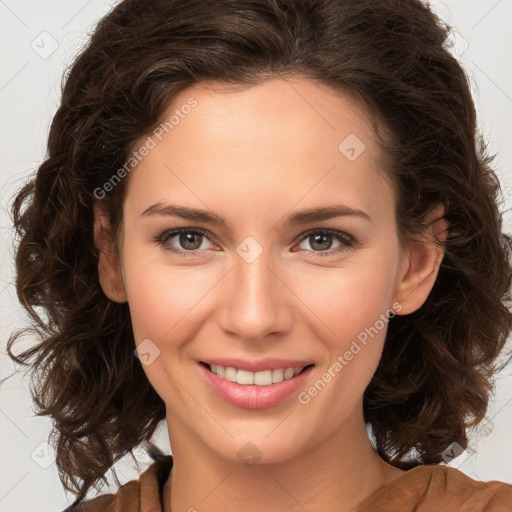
[[140, 202, 371, 228]]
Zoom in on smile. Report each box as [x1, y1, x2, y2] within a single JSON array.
[[203, 363, 313, 386], [198, 361, 315, 409]]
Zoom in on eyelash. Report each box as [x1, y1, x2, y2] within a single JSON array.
[[154, 227, 357, 258]]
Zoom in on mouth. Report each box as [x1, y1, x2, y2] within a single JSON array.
[[198, 360, 316, 409], [199, 361, 315, 386]]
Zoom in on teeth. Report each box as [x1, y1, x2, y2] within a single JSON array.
[[208, 364, 307, 385]]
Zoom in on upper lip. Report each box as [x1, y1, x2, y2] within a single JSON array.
[[200, 358, 314, 373]]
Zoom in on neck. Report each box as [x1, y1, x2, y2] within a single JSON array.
[[163, 405, 404, 512]]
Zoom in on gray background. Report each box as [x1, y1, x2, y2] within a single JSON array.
[[1, 1, 511, 510]]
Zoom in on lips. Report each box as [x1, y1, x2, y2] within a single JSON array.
[[198, 359, 315, 409]]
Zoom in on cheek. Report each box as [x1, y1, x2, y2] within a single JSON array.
[[123, 257, 220, 402], [293, 271, 395, 426], [125, 264, 218, 343], [292, 258, 398, 398], [294, 263, 396, 346]]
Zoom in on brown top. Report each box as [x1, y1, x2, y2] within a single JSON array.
[[65, 455, 512, 511]]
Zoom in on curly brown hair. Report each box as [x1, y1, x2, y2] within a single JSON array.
[[6, 0, 512, 504]]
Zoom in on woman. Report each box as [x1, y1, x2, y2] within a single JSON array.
[[7, 0, 512, 510]]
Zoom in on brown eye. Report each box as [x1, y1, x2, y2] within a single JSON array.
[[177, 232, 204, 250], [296, 229, 355, 257], [307, 233, 335, 251], [156, 228, 214, 255]]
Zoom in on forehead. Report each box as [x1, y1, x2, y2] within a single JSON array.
[[125, 77, 395, 227], [166, 77, 377, 165]]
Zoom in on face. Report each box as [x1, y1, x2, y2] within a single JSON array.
[[97, 77, 442, 465]]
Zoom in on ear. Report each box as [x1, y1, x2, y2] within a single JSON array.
[[392, 205, 448, 315], [93, 205, 128, 303]]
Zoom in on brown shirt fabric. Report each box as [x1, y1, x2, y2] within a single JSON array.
[[65, 455, 512, 511]]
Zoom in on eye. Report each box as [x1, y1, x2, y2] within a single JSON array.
[[155, 227, 356, 258], [294, 229, 356, 258], [155, 228, 215, 256]]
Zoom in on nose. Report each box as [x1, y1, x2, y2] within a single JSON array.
[[217, 245, 293, 343]]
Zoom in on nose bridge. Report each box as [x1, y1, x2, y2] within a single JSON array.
[[218, 236, 290, 341]]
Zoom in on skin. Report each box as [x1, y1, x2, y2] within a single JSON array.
[[95, 77, 447, 512]]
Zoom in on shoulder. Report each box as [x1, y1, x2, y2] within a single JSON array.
[[62, 455, 173, 512], [356, 464, 512, 512], [62, 493, 118, 512]]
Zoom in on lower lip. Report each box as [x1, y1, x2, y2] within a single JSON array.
[[198, 363, 314, 409]]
